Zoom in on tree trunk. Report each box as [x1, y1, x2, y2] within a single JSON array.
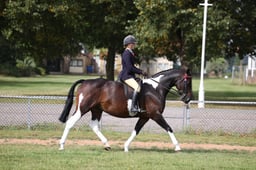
[[106, 46, 116, 80]]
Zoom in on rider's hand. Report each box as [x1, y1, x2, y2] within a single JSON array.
[[142, 71, 148, 77]]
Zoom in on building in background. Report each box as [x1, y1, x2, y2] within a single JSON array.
[[243, 54, 256, 83], [140, 57, 173, 75]]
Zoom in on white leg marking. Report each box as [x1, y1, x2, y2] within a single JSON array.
[[59, 93, 83, 150], [168, 131, 181, 151], [124, 130, 137, 152], [90, 119, 110, 148]]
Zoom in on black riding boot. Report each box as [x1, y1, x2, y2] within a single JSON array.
[[131, 91, 140, 113]]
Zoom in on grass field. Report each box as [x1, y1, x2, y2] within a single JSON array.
[[1, 144, 255, 170], [0, 74, 255, 101], [0, 128, 256, 170]]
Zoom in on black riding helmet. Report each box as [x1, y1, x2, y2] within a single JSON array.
[[123, 35, 137, 46]]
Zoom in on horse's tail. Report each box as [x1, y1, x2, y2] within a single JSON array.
[[59, 79, 85, 123]]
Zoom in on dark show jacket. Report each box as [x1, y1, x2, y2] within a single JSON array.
[[119, 48, 143, 81]]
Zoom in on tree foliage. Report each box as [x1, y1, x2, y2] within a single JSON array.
[[2, 0, 89, 62], [0, 0, 255, 77], [129, 0, 256, 69], [88, 0, 138, 80]]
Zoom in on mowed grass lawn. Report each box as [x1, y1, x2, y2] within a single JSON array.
[[1, 144, 255, 170], [0, 74, 255, 101], [0, 128, 256, 170]]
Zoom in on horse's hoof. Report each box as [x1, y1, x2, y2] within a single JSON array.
[[175, 145, 181, 152], [59, 143, 65, 150], [59, 147, 64, 151], [104, 146, 111, 151]]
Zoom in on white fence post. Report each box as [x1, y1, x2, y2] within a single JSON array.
[[183, 103, 190, 130]]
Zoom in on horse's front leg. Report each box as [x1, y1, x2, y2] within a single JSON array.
[[124, 118, 149, 152], [152, 113, 181, 151]]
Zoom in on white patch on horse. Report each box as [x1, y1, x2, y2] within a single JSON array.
[[143, 75, 164, 89], [68, 93, 83, 126], [78, 93, 84, 105], [127, 99, 132, 111]]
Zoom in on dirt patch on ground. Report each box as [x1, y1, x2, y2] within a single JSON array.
[[1, 138, 256, 152]]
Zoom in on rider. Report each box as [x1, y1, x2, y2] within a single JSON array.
[[119, 35, 147, 114]]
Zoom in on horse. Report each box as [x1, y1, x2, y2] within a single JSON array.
[[59, 68, 193, 152]]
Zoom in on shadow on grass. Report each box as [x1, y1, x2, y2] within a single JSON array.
[[101, 146, 253, 154]]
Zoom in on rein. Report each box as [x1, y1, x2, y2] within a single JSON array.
[[148, 78, 180, 97], [148, 73, 192, 97]]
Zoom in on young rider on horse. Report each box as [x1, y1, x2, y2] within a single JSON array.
[[119, 35, 147, 114]]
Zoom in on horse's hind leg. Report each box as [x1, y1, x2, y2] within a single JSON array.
[[90, 108, 111, 150], [152, 113, 181, 151], [59, 110, 81, 150], [59, 94, 84, 150], [124, 117, 149, 152]]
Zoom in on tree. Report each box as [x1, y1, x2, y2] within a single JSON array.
[[0, 0, 15, 68], [129, 0, 256, 70], [88, 0, 138, 80], [2, 0, 138, 79], [216, 0, 256, 58], [2, 0, 90, 65], [1, 0, 255, 77], [129, 0, 202, 68]]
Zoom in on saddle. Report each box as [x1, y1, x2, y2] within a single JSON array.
[[117, 78, 145, 116], [117, 78, 142, 99]]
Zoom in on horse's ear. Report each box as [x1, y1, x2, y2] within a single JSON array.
[[186, 69, 191, 75]]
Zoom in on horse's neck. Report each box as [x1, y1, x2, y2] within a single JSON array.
[[157, 76, 176, 98]]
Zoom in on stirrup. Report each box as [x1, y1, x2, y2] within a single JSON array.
[[129, 106, 139, 116], [129, 107, 146, 116], [129, 110, 138, 116]]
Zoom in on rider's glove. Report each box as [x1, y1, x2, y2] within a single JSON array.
[[142, 71, 148, 77]]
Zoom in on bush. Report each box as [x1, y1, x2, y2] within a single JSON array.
[[206, 57, 228, 77], [35, 67, 46, 76], [15, 57, 45, 76]]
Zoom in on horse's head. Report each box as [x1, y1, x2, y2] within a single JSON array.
[[175, 69, 193, 104]]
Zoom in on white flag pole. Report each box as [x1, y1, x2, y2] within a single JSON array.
[[198, 0, 212, 108]]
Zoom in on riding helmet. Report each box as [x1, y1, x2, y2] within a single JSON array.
[[123, 35, 137, 46]]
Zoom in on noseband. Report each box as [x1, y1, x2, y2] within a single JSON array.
[[178, 73, 192, 100]]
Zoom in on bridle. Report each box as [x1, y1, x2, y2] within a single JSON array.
[[148, 73, 192, 97], [177, 73, 192, 100]]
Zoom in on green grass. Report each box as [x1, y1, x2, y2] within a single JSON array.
[[0, 144, 255, 170], [195, 78, 256, 101], [0, 75, 99, 96], [0, 127, 255, 169], [0, 74, 255, 101], [0, 127, 256, 170]]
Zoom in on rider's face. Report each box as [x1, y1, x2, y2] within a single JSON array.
[[129, 43, 136, 50]]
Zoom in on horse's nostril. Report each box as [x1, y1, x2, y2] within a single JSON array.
[[183, 97, 191, 104], [186, 98, 191, 103]]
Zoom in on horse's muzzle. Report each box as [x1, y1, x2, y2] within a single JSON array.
[[180, 93, 193, 104]]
